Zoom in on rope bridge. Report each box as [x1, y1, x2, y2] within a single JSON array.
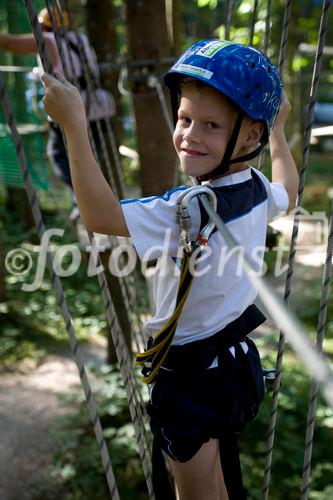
[[0, 0, 332, 498]]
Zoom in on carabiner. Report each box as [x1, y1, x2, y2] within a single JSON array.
[[176, 185, 217, 253]]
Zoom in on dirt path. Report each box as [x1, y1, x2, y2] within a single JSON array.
[[0, 343, 106, 500]]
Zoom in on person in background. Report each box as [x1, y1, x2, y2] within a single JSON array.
[[0, 7, 115, 202]]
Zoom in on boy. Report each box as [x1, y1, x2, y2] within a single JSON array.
[[42, 39, 298, 499]]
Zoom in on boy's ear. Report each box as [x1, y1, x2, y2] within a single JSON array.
[[243, 121, 264, 147]]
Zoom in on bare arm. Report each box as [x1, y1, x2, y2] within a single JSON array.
[[42, 73, 129, 236], [269, 95, 299, 212], [0, 33, 59, 69]]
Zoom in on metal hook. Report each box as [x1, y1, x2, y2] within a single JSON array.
[[176, 185, 217, 253]]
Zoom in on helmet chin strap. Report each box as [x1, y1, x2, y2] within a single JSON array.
[[196, 112, 268, 184], [196, 109, 244, 183]]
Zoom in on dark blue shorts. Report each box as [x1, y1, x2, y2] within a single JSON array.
[[147, 306, 266, 464]]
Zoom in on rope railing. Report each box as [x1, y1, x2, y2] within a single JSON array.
[[249, 0, 259, 46], [278, 0, 292, 75], [55, 0, 147, 355], [225, 0, 234, 40], [300, 197, 333, 499], [0, 65, 120, 500], [45, 0, 151, 451], [58, 0, 147, 353], [60, 0, 126, 198], [199, 194, 333, 408], [264, 0, 272, 54], [46, 0, 147, 356], [256, 0, 280, 171], [262, 1, 332, 498], [22, 1, 154, 497], [46, 0, 117, 193]]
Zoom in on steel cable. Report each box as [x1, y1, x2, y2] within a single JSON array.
[[57, 0, 147, 352], [22, 0, 154, 496], [249, 0, 259, 47], [262, 1, 331, 498], [0, 64, 120, 500], [300, 198, 333, 499], [47, 0, 147, 367], [225, 0, 234, 41], [199, 194, 333, 408], [44, 0, 152, 465]]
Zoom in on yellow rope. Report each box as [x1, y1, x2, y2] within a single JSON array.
[[135, 251, 195, 383]]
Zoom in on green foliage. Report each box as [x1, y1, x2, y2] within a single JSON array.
[[44, 365, 148, 500], [239, 357, 333, 499], [0, 210, 108, 368], [197, 0, 218, 9]]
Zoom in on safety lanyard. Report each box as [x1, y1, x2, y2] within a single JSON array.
[[136, 186, 217, 384]]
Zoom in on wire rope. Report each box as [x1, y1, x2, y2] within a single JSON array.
[[300, 198, 333, 499], [225, 0, 234, 41], [199, 194, 333, 407], [58, 0, 147, 353], [262, 1, 332, 497], [22, 1, 154, 496], [45, 0, 152, 467], [249, 0, 259, 47], [0, 64, 120, 500]]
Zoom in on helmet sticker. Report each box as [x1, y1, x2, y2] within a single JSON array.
[[196, 40, 233, 58], [174, 63, 213, 80]]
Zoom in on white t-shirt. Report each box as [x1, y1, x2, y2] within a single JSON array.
[[121, 167, 289, 345]]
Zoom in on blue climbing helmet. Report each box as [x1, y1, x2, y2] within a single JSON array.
[[164, 39, 284, 180]]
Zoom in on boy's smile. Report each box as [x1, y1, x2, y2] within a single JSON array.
[[173, 82, 251, 178]]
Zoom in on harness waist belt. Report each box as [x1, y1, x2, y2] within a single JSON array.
[[161, 304, 266, 372]]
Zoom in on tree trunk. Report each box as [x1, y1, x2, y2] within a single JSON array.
[[85, 0, 124, 151], [166, 0, 181, 55], [124, 0, 177, 196]]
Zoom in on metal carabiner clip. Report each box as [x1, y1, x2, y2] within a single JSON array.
[[176, 185, 217, 253]]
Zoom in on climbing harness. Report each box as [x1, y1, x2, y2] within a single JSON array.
[[136, 185, 217, 384]]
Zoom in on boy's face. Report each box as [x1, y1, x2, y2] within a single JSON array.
[[173, 82, 250, 178]]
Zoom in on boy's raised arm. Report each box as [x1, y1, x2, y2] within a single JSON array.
[[269, 95, 299, 213], [42, 73, 129, 237]]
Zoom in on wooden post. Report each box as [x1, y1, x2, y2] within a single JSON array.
[[124, 0, 177, 196]]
